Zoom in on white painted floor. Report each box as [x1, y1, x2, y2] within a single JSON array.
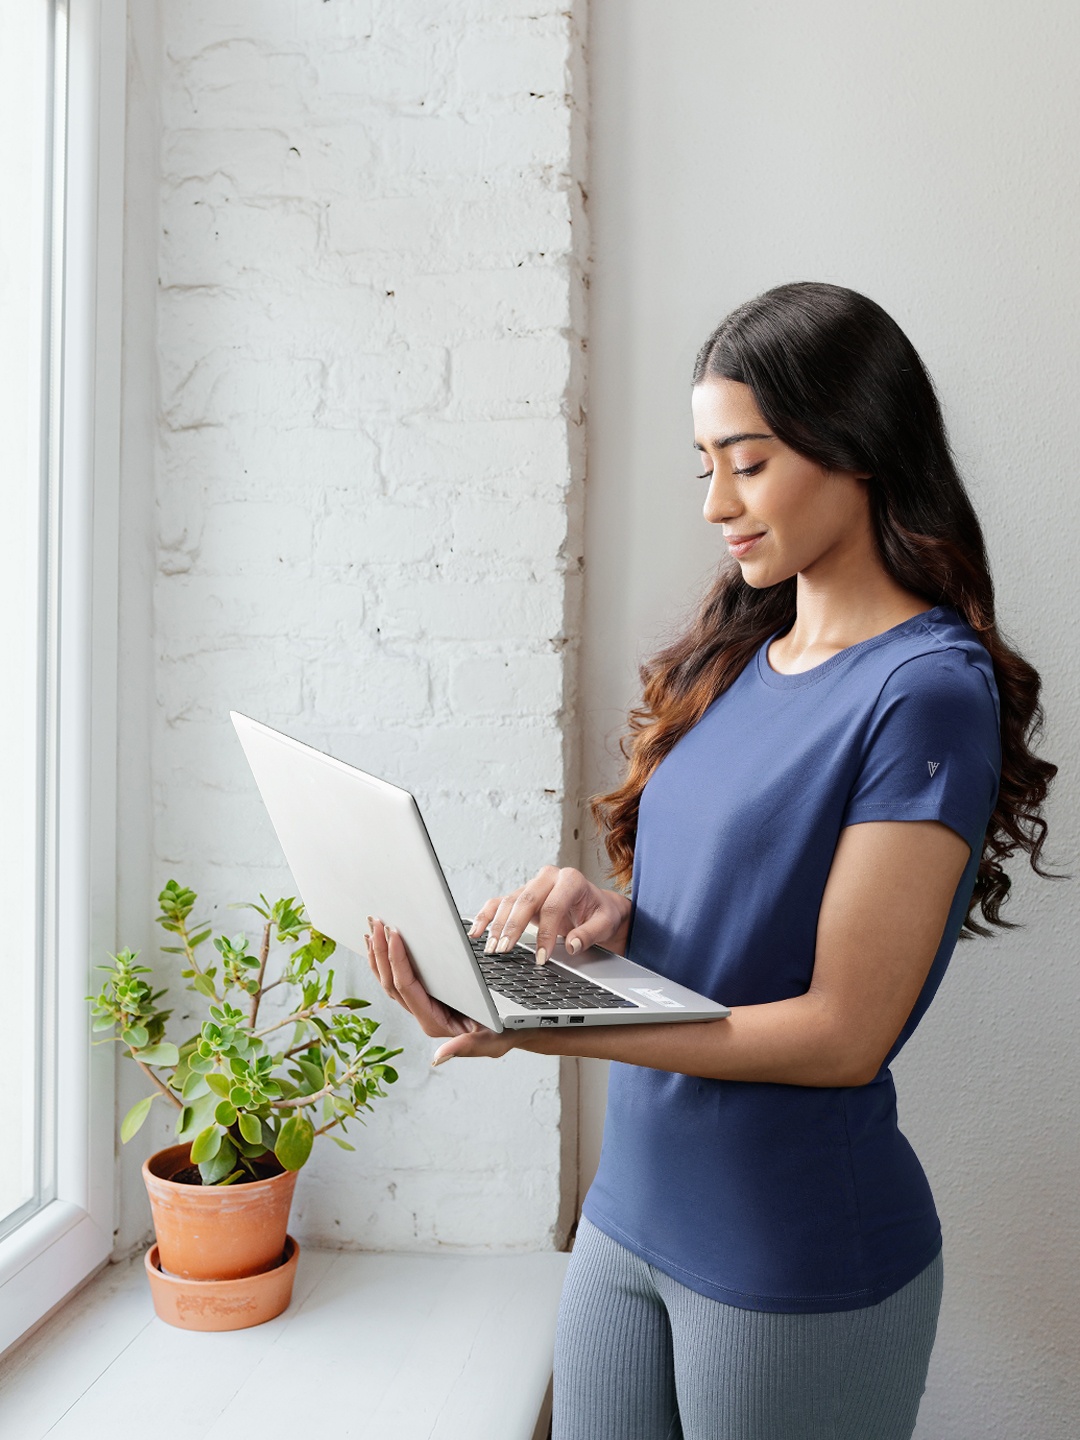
[[0, 1246, 569, 1440]]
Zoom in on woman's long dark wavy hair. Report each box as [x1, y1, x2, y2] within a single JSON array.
[[592, 282, 1056, 937]]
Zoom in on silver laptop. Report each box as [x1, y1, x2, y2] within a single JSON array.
[[231, 713, 730, 1032]]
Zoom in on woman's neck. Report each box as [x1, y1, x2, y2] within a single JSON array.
[[769, 548, 932, 676]]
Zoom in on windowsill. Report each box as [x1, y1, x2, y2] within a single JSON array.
[[0, 1243, 568, 1439]]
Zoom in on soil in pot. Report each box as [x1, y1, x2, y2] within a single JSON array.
[[166, 1157, 282, 1187]]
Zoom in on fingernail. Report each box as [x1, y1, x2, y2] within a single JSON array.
[[431, 1054, 449, 1067], [567, 937, 582, 956], [484, 935, 497, 955], [496, 936, 511, 954], [535, 947, 547, 967], [384, 924, 392, 942]]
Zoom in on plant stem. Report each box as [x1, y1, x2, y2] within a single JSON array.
[[282, 1039, 317, 1060], [253, 1001, 331, 1041], [133, 1055, 184, 1110], [271, 1061, 362, 1111], [248, 919, 273, 1028], [175, 912, 221, 1003], [313, 1116, 347, 1138]]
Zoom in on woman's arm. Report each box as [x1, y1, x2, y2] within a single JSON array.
[[418, 820, 971, 1086]]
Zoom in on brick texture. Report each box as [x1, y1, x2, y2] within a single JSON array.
[[144, 0, 588, 1252]]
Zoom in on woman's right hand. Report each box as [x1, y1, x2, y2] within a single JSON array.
[[469, 866, 632, 966]]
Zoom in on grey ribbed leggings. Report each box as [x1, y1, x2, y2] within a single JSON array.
[[552, 1218, 942, 1440]]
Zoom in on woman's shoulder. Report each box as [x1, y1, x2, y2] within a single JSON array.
[[874, 607, 999, 721]]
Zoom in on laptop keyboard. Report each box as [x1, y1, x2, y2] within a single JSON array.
[[464, 925, 639, 1011]]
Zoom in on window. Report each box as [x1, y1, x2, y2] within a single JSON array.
[[0, 0, 123, 1353], [0, 0, 55, 1246]]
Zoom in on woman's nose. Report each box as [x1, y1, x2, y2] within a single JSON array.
[[703, 472, 741, 526]]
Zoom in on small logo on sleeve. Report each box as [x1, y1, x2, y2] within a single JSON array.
[[927, 761, 940, 776]]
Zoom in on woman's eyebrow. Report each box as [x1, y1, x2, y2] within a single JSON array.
[[693, 433, 775, 451], [717, 432, 775, 448]]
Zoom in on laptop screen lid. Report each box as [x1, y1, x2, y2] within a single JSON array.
[[230, 712, 502, 1031]]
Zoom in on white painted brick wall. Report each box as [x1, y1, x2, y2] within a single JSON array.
[[118, 0, 587, 1256]]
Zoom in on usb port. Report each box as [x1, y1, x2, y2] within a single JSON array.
[[539, 1016, 559, 1026], [568, 1015, 585, 1024]]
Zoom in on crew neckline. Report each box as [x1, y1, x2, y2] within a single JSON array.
[[756, 606, 948, 690]]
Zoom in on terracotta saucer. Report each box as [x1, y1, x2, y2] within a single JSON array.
[[144, 1234, 299, 1331]]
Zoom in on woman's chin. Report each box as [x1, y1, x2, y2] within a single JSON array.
[[737, 561, 777, 590]]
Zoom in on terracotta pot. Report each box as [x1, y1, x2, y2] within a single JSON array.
[[142, 1143, 298, 1281], [144, 1235, 299, 1331]]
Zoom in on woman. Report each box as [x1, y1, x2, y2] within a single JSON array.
[[367, 282, 1055, 1440]]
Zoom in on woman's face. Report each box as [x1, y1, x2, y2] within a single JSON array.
[[691, 377, 872, 589]]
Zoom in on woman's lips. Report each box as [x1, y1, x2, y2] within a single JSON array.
[[726, 532, 764, 559]]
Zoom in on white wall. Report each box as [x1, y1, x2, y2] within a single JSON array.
[[583, 2, 1079, 1435], [115, 0, 587, 1258]]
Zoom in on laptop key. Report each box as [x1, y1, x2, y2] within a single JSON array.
[[465, 923, 641, 1011]]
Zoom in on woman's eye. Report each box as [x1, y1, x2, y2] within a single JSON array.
[[694, 461, 764, 480]]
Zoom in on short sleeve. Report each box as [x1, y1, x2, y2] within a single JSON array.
[[842, 648, 1001, 852]]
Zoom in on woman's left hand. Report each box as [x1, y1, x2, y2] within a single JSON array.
[[365, 919, 517, 1065]]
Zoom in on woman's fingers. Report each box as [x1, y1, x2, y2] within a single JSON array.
[[562, 911, 619, 959], [487, 866, 561, 955], [432, 1028, 515, 1065], [533, 869, 593, 964], [384, 924, 472, 1038], [470, 866, 627, 966], [367, 918, 404, 1006], [482, 891, 523, 953], [468, 897, 501, 939]]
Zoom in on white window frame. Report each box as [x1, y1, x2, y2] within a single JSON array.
[[0, 0, 125, 1354]]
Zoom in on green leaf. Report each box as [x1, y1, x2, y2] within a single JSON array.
[[238, 1111, 263, 1145], [120, 1094, 156, 1143], [181, 1071, 210, 1102], [190, 1124, 222, 1164], [198, 1136, 238, 1185], [294, 1057, 324, 1090], [180, 1095, 217, 1135], [214, 1100, 237, 1127], [337, 997, 370, 1010], [233, 1130, 267, 1159], [329, 1134, 356, 1151], [134, 1042, 179, 1067], [192, 974, 217, 998], [205, 1072, 232, 1098], [122, 1025, 149, 1050], [274, 1115, 314, 1172]]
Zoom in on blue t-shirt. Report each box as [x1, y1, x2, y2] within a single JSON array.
[[582, 606, 1001, 1313]]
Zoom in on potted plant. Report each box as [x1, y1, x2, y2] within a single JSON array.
[[89, 880, 401, 1330]]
